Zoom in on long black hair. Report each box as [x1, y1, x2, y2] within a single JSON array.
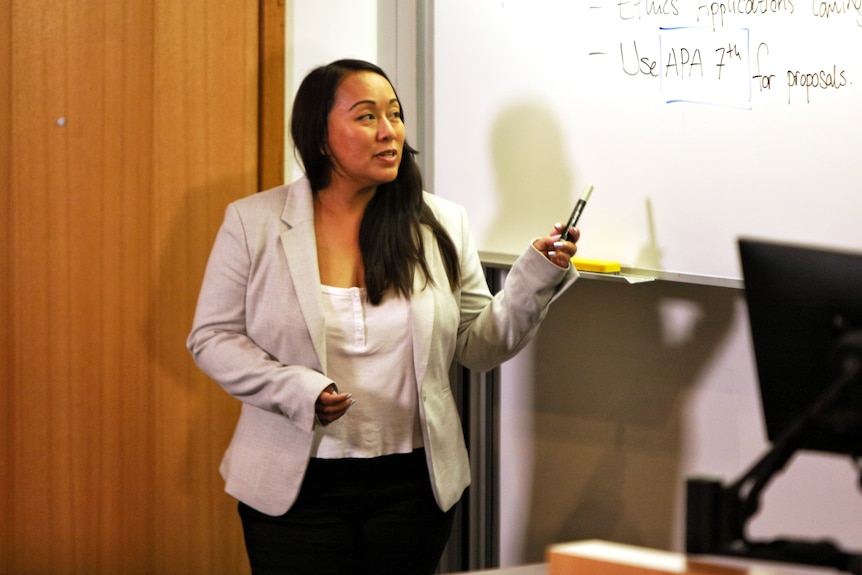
[[290, 59, 460, 304]]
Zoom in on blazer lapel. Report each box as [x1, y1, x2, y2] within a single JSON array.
[[277, 179, 443, 385], [279, 179, 327, 372], [410, 226, 437, 389]]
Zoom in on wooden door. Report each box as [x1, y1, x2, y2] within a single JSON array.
[[0, 1, 283, 572]]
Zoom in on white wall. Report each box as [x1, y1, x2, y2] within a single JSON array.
[[498, 278, 862, 566], [284, 3, 862, 569], [284, 0, 420, 182], [285, 0, 379, 181]]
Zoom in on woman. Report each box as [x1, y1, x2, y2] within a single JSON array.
[[187, 59, 580, 575]]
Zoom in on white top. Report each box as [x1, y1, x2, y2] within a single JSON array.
[[311, 285, 423, 459]]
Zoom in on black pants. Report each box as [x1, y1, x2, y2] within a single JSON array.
[[238, 449, 456, 575]]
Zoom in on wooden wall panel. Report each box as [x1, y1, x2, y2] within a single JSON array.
[[2, 0, 264, 573], [0, 1, 11, 572], [260, 0, 286, 190]]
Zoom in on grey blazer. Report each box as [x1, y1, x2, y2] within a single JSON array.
[[187, 176, 578, 516]]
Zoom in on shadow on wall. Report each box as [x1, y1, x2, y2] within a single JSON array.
[[518, 278, 737, 561], [145, 175, 247, 496], [485, 102, 575, 254], [483, 100, 739, 562]]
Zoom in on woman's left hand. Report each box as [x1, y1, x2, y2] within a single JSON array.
[[533, 224, 579, 268]]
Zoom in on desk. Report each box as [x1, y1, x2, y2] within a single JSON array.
[[457, 565, 546, 575], [455, 541, 838, 575], [546, 541, 837, 575]]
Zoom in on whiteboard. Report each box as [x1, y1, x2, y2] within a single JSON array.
[[432, 0, 862, 280]]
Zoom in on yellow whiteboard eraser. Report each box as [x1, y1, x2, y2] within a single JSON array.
[[571, 257, 621, 273]]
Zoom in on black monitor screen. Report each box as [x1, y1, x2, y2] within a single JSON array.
[[739, 238, 862, 457]]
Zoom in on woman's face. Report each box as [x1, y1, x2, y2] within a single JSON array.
[[324, 71, 405, 192]]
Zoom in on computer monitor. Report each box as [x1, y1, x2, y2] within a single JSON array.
[[739, 237, 862, 458]]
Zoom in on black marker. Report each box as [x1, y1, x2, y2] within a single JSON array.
[[561, 184, 594, 241]]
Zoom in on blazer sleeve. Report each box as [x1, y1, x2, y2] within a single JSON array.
[[186, 203, 331, 433], [451, 202, 579, 372]]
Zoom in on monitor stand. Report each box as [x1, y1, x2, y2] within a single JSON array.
[[685, 331, 862, 575]]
